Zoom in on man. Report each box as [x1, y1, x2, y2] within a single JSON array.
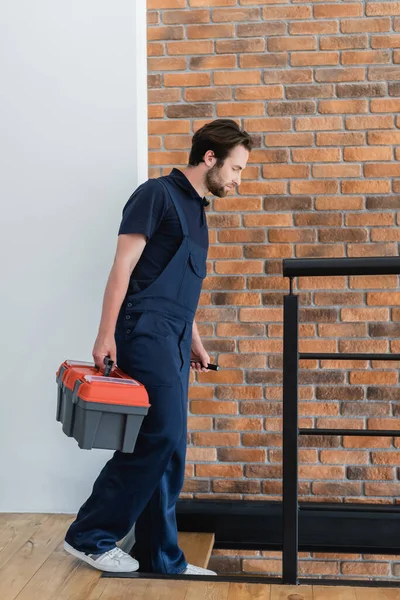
[[64, 119, 252, 575]]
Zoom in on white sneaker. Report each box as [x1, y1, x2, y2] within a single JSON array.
[[64, 541, 139, 573], [181, 564, 217, 576]]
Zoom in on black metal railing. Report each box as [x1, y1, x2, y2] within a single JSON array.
[[282, 256, 400, 585]]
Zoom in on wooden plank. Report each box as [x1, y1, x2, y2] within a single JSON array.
[[228, 582, 271, 600], [178, 532, 215, 569], [185, 581, 231, 600], [15, 540, 80, 600], [55, 562, 103, 600], [142, 579, 190, 600], [313, 585, 356, 600], [0, 514, 72, 600], [0, 514, 46, 570], [354, 588, 400, 600], [270, 584, 313, 600], [91, 579, 149, 600]]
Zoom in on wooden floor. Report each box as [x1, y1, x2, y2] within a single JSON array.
[[1, 514, 400, 599]]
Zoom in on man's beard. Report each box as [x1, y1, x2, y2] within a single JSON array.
[[205, 164, 229, 198]]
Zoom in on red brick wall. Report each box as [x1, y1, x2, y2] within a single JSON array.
[[147, 0, 400, 580]]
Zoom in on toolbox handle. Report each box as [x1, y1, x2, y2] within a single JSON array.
[[103, 356, 114, 377]]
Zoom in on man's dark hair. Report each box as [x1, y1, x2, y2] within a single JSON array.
[[188, 119, 253, 167]]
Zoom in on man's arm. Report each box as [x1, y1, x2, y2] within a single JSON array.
[[191, 319, 210, 372], [92, 233, 147, 368]]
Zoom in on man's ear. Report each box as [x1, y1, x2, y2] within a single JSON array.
[[203, 150, 217, 168]]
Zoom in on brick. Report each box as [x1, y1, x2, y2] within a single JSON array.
[[371, 98, 400, 112], [314, 291, 361, 305], [236, 86, 283, 101], [148, 105, 164, 119], [186, 447, 216, 462], [217, 386, 263, 400], [369, 66, 400, 80], [218, 354, 266, 368], [316, 197, 364, 210], [347, 242, 397, 256], [350, 371, 397, 385], [368, 291, 400, 305], [342, 561, 391, 576], [196, 464, 243, 478], [286, 84, 334, 100], [188, 416, 213, 430], [367, 2, 400, 16], [264, 69, 312, 84], [148, 57, 186, 71], [262, 6, 311, 20], [316, 67, 366, 82], [369, 130, 400, 145], [149, 151, 188, 165], [167, 40, 213, 54], [342, 402, 390, 416], [148, 42, 164, 57], [212, 8, 260, 22], [317, 132, 365, 146], [290, 180, 339, 195], [147, 12, 159, 25], [315, 3, 363, 18], [292, 148, 340, 163], [320, 35, 368, 51], [298, 275, 346, 289], [366, 164, 400, 178], [349, 273, 397, 285], [190, 55, 236, 70], [319, 99, 368, 114], [219, 230, 265, 244], [214, 71, 261, 86], [148, 88, 181, 103], [218, 448, 266, 463], [321, 450, 369, 464], [342, 50, 390, 65], [371, 323, 400, 336], [389, 82, 400, 95], [372, 451, 400, 465], [264, 196, 312, 211], [344, 146, 392, 162], [290, 21, 339, 35], [164, 73, 210, 87], [182, 479, 210, 493], [148, 26, 184, 41], [372, 34, 400, 48], [148, 136, 162, 150], [243, 56, 290, 73], [300, 308, 338, 323], [213, 197, 262, 213], [149, 0, 185, 6], [299, 466, 344, 480], [217, 39, 265, 54], [342, 180, 390, 194], [265, 133, 313, 147], [148, 74, 162, 88], [244, 118, 291, 132], [184, 87, 231, 102], [191, 400, 237, 415], [312, 482, 362, 496], [346, 115, 394, 129], [296, 245, 345, 258], [187, 23, 235, 38], [238, 22, 286, 38], [214, 261, 264, 275], [369, 418, 400, 430], [215, 417, 262, 431], [317, 386, 364, 400], [163, 10, 210, 24], [365, 483, 400, 496], [193, 432, 239, 446], [341, 17, 391, 33], [190, 0, 236, 5], [295, 116, 342, 131], [291, 52, 339, 67], [245, 465, 282, 479], [263, 165, 310, 179], [366, 196, 400, 208], [268, 101, 316, 116], [313, 164, 361, 178], [319, 228, 367, 243], [337, 83, 386, 97], [342, 308, 390, 321], [300, 434, 341, 448], [268, 37, 316, 52], [239, 182, 286, 195], [217, 102, 264, 117]]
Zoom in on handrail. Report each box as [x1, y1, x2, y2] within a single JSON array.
[[283, 256, 400, 277]]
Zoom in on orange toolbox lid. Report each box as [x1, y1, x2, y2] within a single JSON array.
[[57, 360, 150, 408]]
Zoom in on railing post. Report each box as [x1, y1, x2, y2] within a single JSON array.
[[282, 286, 299, 584]]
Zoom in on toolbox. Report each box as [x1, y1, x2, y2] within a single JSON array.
[[56, 358, 150, 452]]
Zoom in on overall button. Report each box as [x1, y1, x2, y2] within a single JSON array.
[[126, 315, 131, 320], [127, 302, 132, 308]]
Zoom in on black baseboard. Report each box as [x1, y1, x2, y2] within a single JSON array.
[[176, 499, 400, 555]]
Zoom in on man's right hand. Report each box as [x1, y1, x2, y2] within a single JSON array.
[[92, 335, 117, 371]]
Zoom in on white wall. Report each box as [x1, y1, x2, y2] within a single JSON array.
[[0, 0, 148, 512]]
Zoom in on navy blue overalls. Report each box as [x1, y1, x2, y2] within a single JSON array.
[[65, 177, 208, 574]]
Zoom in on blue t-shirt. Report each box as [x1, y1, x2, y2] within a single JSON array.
[[118, 168, 209, 293]]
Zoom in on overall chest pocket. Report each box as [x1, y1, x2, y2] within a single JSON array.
[[188, 250, 207, 279]]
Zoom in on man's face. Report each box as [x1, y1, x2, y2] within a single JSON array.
[[205, 144, 249, 198]]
